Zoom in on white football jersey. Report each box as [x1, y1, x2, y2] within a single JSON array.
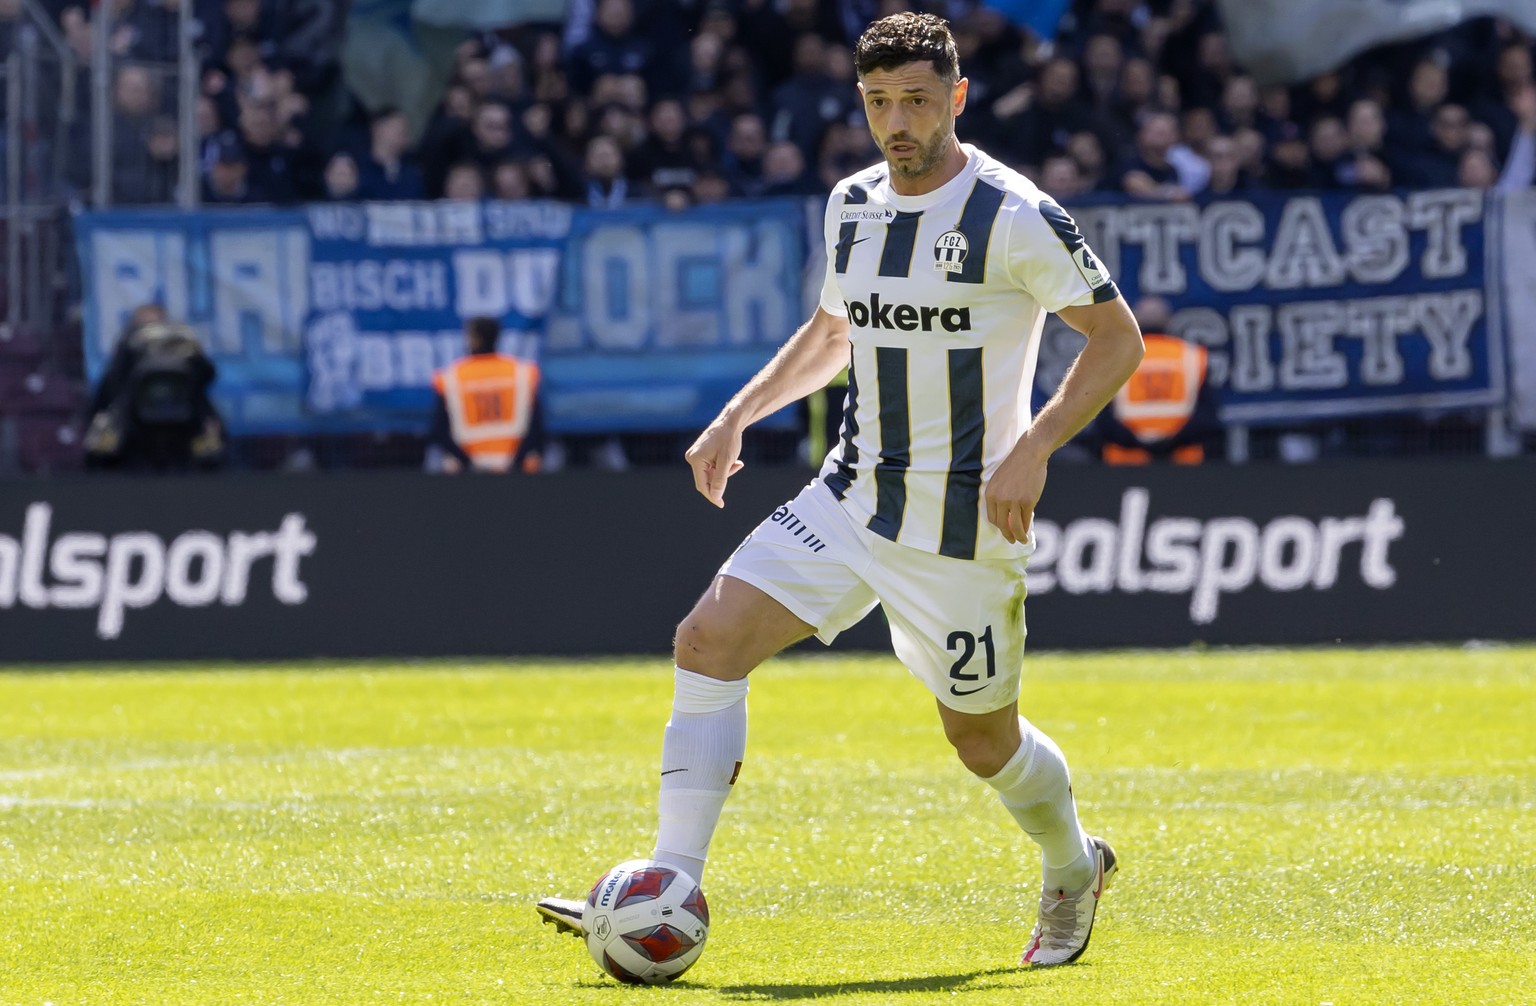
[[817, 144, 1119, 561]]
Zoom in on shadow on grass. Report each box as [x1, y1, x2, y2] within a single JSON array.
[[713, 966, 1020, 1000]]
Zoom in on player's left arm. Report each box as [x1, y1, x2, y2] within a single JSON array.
[[985, 295, 1144, 544]]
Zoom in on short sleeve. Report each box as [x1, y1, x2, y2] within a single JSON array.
[[819, 256, 847, 317], [1007, 198, 1119, 314], [819, 191, 849, 317]]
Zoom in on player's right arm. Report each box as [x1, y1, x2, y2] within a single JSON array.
[[685, 307, 851, 508]]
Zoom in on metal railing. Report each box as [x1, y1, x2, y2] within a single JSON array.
[[88, 0, 198, 208], [1, 0, 76, 336]]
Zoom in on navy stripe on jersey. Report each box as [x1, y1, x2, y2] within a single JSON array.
[[945, 179, 1006, 285], [1038, 199, 1120, 303], [823, 356, 860, 500], [878, 211, 923, 277], [834, 184, 868, 274], [939, 347, 986, 560], [867, 347, 910, 541]]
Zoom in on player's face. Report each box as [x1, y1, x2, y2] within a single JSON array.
[[858, 62, 968, 184]]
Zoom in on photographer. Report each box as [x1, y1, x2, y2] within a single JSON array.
[[84, 305, 227, 471]]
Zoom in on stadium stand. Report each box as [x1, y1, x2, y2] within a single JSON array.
[[0, 0, 1532, 471]]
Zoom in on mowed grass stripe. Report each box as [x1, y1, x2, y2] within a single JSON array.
[[0, 648, 1530, 1004]]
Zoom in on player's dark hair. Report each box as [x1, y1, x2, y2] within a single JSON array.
[[466, 316, 500, 354], [854, 13, 960, 83]]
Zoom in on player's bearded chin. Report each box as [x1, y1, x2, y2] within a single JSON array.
[[883, 123, 951, 180]]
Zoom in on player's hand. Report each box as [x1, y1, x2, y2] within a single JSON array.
[[684, 421, 746, 508], [984, 444, 1048, 545]]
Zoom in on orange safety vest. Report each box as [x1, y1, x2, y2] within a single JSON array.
[[432, 353, 540, 472], [1104, 333, 1207, 466]]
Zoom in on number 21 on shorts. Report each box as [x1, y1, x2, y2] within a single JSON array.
[[947, 626, 996, 696]]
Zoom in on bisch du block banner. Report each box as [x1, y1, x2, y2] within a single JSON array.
[[75, 200, 805, 436]]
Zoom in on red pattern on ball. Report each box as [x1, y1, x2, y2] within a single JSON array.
[[615, 867, 674, 908], [621, 924, 697, 963], [681, 884, 710, 926]]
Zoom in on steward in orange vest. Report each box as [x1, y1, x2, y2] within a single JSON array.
[[430, 316, 544, 473], [1097, 332, 1218, 465]]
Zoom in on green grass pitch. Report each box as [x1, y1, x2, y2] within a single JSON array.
[[0, 647, 1531, 1005]]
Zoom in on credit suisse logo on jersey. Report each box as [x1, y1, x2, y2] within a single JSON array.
[[844, 294, 972, 333]]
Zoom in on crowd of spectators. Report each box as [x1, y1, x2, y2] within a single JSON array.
[[47, 0, 1532, 208]]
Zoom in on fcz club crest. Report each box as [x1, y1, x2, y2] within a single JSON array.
[[933, 229, 968, 273]]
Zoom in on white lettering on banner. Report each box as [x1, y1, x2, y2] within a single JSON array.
[[545, 217, 795, 352], [453, 249, 504, 316], [1416, 289, 1480, 379], [304, 313, 475, 410], [1408, 189, 1482, 280], [357, 334, 395, 390], [483, 201, 573, 240], [365, 203, 483, 247], [1120, 204, 1198, 293], [722, 223, 792, 346], [1226, 304, 1275, 393], [1340, 196, 1409, 284], [1198, 201, 1266, 293], [652, 224, 722, 348], [305, 312, 362, 411], [89, 231, 191, 355], [0, 505, 316, 639], [208, 230, 310, 355], [1168, 307, 1230, 387], [1265, 197, 1347, 289], [451, 248, 559, 318], [395, 332, 438, 387], [1278, 301, 1349, 389], [1346, 297, 1412, 386], [1140, 291, 1481, 394], [1028, 489, 1405, 624], [306, 205, 367, 241], [582, 226, 651, 351], [310, 260, 450, 312], [1074, 194, 1480, 295]]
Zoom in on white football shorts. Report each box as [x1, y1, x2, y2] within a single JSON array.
[[718, 480, 1031, 714]]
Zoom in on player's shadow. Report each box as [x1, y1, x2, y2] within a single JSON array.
[[715, 966, 1018, 1000]]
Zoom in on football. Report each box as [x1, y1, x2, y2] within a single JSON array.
[[582, 859, 709, 985]]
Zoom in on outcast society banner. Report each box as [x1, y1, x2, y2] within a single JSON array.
[[77, 188, 1511, 435]]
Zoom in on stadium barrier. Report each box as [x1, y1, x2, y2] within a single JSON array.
[[0, 458, 1531, 662]]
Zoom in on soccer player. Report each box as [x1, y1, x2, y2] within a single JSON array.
[[538, 12, 1144, 968]]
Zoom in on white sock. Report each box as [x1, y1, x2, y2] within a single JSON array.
[[982, 717, 1095, 892], [652, 667, 749, 883]]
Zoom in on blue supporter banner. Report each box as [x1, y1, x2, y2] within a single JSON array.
[[76, 208, 314, 432], [76, 199, 805, 435], [301, 201, 569, 425], [1051, 189, 1505, 422], [78, 189, 1506, 437]]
